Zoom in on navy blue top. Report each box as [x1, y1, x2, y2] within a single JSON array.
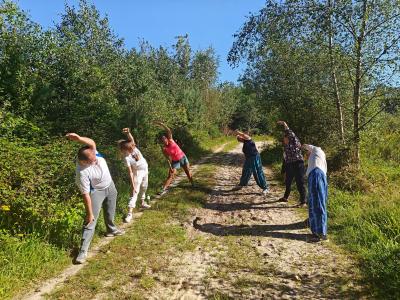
[[242, 139, 259, 157]]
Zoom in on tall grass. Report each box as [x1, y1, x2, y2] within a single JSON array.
[[329, 157, 400, 299]]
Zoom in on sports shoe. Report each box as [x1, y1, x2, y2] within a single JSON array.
[[75, 250, 87, 264], [141, 203, 151, 209], [278, 197, 288, 202], [124, 213, 133, 223], [262, 188, 270, 195], [105, 229, 125, 237], [232, 185, 243, 191], [157, 188, 167, 196], [320, 235, 329, 242]]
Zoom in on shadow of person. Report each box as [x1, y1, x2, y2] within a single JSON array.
[[193, 218, 310, 242], [204, 201, 297, 212]]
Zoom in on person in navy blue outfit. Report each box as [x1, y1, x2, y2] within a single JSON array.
[[235, 130, 270, 195]]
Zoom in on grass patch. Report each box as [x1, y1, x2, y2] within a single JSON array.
[[2, 136, 230, 300], [329, 176, 400, 299], [47, 160, 218, 299], [0, 235, 70, 299]]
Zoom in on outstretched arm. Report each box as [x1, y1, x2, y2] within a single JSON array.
[[122, 128, 136, 145], [277, 120, 289, 131], [66, 133, 96, 150], [154, 121, 173, 140], [234, 129, 251, 140], [277, 121, 301, 147]]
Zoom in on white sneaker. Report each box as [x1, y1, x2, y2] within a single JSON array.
[[157, 188, 167, 196], [141, 203, 151, 209], [262, 189, 270, 195], [105, 229, 125, 237], [75, 250, 87, 264], [124, 213, 133, 223]]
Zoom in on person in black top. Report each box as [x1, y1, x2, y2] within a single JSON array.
[[235, 130, 270, 195], [277, 121, 306, 206]]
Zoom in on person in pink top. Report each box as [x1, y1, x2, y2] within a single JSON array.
[[155, 121, 193, 195]]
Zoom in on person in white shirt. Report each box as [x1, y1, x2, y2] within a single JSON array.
[[66, 133, 124, 264], [118, 128, 151, 223]]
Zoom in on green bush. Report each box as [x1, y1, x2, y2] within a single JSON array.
[[0, 138, 82, 248]]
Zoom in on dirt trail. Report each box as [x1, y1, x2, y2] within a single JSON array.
[[23, 142, 364, 300], [21, 145, 226, 300], [148, 142, 364, 299]]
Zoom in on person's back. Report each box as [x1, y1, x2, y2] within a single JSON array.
[[242, 139, 259, 158]]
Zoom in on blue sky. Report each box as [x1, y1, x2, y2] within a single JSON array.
[[14, 0, 266, 83]]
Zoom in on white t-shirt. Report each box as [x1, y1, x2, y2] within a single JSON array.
[[124, 148, 148, 171], [76, 154, 112, 194]]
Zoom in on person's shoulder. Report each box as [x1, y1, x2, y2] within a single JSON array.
[[97, 156, 108, 166], [77, 164, 90, 175]]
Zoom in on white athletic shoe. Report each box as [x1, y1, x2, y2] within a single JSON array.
[[141, 203, 151, 209], [262, 188, 270, 195], [124, 213, 133, 223], [157, 188, 167, 196], [105, 229, 125, 237], [75, 250, 87, 264]]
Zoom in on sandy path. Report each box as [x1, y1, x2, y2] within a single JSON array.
[[149, 142, 364, 299], [20, 145, 227, 300]]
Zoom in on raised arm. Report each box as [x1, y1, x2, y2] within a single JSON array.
[[66, 133, 96, 150], [154, 121, 173, 140], [234, 129, 251, 140], [277, 120, 290, 131], [277, 121, 297, 138], [122, 128, 136, 145]]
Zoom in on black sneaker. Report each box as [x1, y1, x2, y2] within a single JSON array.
[[232, 185, 243, 191], [278, 197, 288, 202], [307, 234, 321, 243]]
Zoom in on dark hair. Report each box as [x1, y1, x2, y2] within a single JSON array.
[[78, 146, 91, 161]]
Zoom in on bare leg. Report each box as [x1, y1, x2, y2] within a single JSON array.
[[163, 168, 176, 190], [182, 163, 193, 185]]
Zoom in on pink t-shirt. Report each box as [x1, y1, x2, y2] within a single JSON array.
[[163, 139, 185, 161]]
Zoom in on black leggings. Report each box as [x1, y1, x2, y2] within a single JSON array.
[[284, 161, 306, 203]]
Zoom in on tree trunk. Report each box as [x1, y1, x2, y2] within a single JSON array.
[[353, 57, 361, 165], [352, 0, 368, 166], [327, 0, 345, 145]]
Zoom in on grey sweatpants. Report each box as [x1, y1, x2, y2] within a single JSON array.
[[80, 181, 118, 253]]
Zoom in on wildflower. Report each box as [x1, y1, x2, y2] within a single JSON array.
[[0, 205, 10, 211]]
